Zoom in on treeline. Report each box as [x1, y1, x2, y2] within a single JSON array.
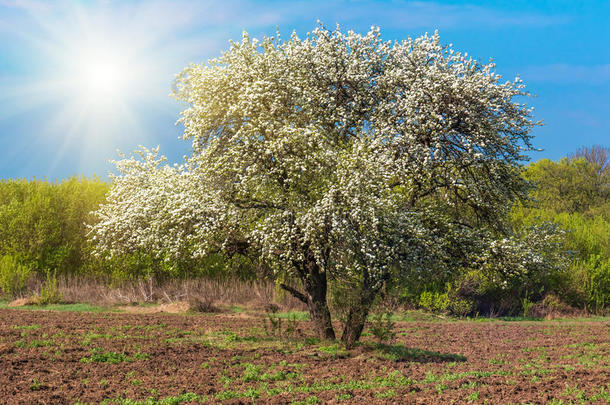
[[0, 177, 254, 298], [0, 148, 608, 314], [0, 177, 107, 297], [513, 146, 610, 312], [413, 147, 609, 315], [0, 177, 107, 277]]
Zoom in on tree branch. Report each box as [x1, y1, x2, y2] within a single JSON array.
[[280, 283, 308, 304]]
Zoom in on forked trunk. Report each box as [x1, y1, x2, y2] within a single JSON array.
[[341, 290, 375, 348]]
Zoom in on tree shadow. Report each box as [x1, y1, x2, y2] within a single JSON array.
[[373, 343, 467, 363]]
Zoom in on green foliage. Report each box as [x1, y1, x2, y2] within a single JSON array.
[[368, 312, 396, 344], [80, 348, 148, 364], [418, 290, 449, 314], [80, 348, 130, 364], [407, 152, 609, 316], [262, 306, 299, 339], [447, 295, 476, 318], [0, 254, 32, 298], [0, 177, 258, 293], [419, 284, 475, 317], [522, 297, 534, 317], [508, 154, 610, 313], [569, 255, 610, 312], [36, 270, 63, 305], [0, 177, 108, 276], [521, 157, 610, 216]]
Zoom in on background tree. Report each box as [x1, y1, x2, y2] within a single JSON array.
[[570, 145, 610, 175], [91, 25, 537, 345], [510, 146, 610, 312], [520, 155, 610, 218], [0, 177, 108, 276]]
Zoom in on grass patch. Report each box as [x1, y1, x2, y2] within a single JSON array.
[[80, 348, 149, 364], [27, 339, 53, 348], [274, 311, 309, 321], [376, 389, 396, 398], [13, 324, 41, 330], [0, 302, 116, 312], [100, 392, 207, 404], [316, 343, 349, 358]]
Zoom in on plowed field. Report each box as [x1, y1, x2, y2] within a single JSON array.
[[0, 308, 608, 404]]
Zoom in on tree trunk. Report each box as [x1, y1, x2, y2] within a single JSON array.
[[303, 269, 335, 340], [280, 259, 335, 340], [341, 290, 375, 348]]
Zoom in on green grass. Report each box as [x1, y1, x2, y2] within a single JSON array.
[[239, 362, 300, 382], [0, 301, 117, 312], [376, 389, 396, 399], [13, 324, 41, 330], [269, 309, 610, 324], [316, 343, 349, 358], [80, 348, 149, 364], [30, 379, 43, 391], [27, 339, 53, 348], [100, 392, 207, 404], [474, 316, 544, 322], [273, 311, 310, 321], [472, 315, 610, 323], [291, 396, 320, 404], [206, 368, 418, 401]]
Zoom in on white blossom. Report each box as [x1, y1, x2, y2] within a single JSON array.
[[90, 25, 537, 293]]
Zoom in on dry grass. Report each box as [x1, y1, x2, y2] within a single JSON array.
[[47, 275, 306, 311]]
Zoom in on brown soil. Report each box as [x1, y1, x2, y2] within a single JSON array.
[[0, 309, 608, 404]]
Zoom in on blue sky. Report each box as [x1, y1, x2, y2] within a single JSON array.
[[0, 0, 609, 180]]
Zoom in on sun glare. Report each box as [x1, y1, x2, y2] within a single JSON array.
[[2, 2, 188, 174], [66, 46, 130, 105], [78, 57, 123, 98]]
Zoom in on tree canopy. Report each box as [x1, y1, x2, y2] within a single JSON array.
[[90, 25, 540, 345]]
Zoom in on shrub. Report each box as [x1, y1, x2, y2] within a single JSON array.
[[418, 290, 449, 313], [188, 296, 219, 313], [578, 255, 610, 313], [528, 293, 579, 318], [447, 295, 476, 317], [0, 254, 32, 298], [522, 297, 534, 317], [368, 312, 396, 344], [0, 177, 108, 277], [36, 271, 63, 305]]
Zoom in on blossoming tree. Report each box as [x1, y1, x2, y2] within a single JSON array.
[[90, 25, 537, 346]]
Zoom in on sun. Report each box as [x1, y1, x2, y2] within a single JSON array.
[[1, 1, 190, 175], [42, 34, 155, 170], [66, 45, 131, 106], [78, 56, 124, 99]]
